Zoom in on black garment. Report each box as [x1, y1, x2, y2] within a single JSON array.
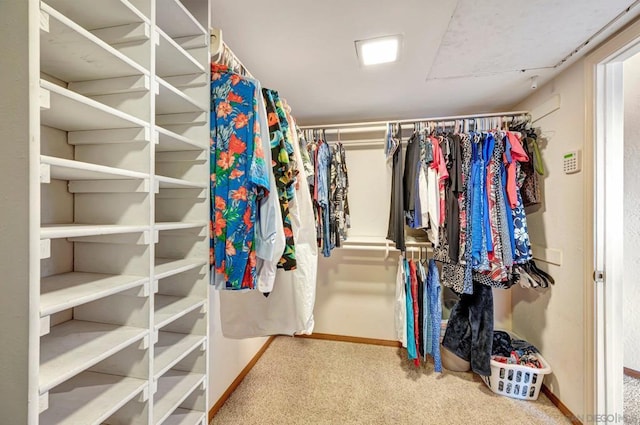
[[403, 132, 421, 225], [442, 281, 494, 376], [491, 331, 513, 357], [446, 134, 463, 261], [387, 129, 405, 252], [492, 331, 539, 357]]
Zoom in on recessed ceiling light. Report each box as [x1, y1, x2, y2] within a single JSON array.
[[355, 35, 402, 66]]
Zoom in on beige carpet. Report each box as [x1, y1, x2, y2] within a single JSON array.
[[212, 336, 572, 425], [624, 375, 640, 424]]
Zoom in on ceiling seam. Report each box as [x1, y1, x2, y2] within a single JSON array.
[[426, 66, 554, 81], [553, 0, 640, 68], [424, 0, 461, 81]]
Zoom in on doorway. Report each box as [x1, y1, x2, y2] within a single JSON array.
[[591, 28, 640, 424]]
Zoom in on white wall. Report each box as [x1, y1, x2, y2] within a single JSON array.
[[623, 52, 640, 373], [511, 61, 587, 416], [313, 139, 512, 340], [208, 290, 268, 406], [314, 144, 399, 340]]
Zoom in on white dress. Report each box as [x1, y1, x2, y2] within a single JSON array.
[[219, 113, 318, 338]]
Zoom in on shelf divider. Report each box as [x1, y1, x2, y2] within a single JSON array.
[[162, 408, 206, 425], [39, 371, 147, 425], [40, 320, 148, 394], [155, 29, 205, 78], [154, 331, 206, 379], [155, 258, 207, 281], [41, 155, 149, 182], [40, 79, 149, 132], [40, 272, 149, 318], [154, 295, 206, 330], [153, 370, 205, 425], [40, 3, 149, 83], [41, 224, 150, 240], [156, 0, 206, 39]]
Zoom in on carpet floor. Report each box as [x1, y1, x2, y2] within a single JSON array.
[[624, 374, 640, 425], [212, 336, 572, 424]]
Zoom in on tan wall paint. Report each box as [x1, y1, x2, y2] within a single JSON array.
[[512, 60, 587, 416], [208, 290, 269, 406]]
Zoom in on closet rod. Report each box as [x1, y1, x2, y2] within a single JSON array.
[[210, 27, 254, 79], [298, 110, 530, 130]]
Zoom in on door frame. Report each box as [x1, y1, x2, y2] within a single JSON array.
[[584, 19, 640, 419]]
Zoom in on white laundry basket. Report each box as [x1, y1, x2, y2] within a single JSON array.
[[481, 352, 552, 400]]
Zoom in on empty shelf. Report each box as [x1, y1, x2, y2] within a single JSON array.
[[163, 408, 205, 425], [44, 0, 146, 30], [156, 29, 204, 77], [154, 332, 205, 379], [40, 272, 148, 317], [156, 127, 205, 152], [41, 224, 149, 240], [156, 175, 207, 189], [156, 0, 206, 39], [41, 155, 149, 181], [155, 258, 207, 281], [39, 371, 146, 425], [155, 222, 207, 232], [154, 295, 205, 330], [41, 3, 147, 83], [40, 320, 147, 394], [154, 370, 205, 425], [156, 78, 207, 115], [41, 79, 148, 132]]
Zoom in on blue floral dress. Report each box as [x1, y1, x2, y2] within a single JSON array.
[[210, 64, 270, 290]]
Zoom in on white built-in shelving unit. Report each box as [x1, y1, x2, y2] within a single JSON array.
[[0, 1, 211, 424]]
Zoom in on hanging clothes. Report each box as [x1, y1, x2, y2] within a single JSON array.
[[316, 140, 332, 257], [404, 258, 417, 362], [330, 142, 350, 245], [262, 88, 297, 270], [297, 130, 315, 186], [254, 82, 286, 294], [396, 255, 443, 371], [408, 259, 421, 367], [387, 125, 405, 251], [424, 259, 442, 372], [395, 256, 407, 348], [403, 132, 421, 228], [281, 113, 318, 334], [420, 124, 534, 294], [210, 64, 270, 290], [302, 131, 351, 257], [218, 101, 318, 338]]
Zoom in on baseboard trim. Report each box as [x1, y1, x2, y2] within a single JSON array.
[[541, 384, 583, 425], [208, 336, 276, 423], [296, 332, 402, 348], [624, 367, 640, 379]]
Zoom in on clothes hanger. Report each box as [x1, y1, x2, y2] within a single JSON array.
[[528, 260, 555, 286]]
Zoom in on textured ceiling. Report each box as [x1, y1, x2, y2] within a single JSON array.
[[212, 0, 640, 125]]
